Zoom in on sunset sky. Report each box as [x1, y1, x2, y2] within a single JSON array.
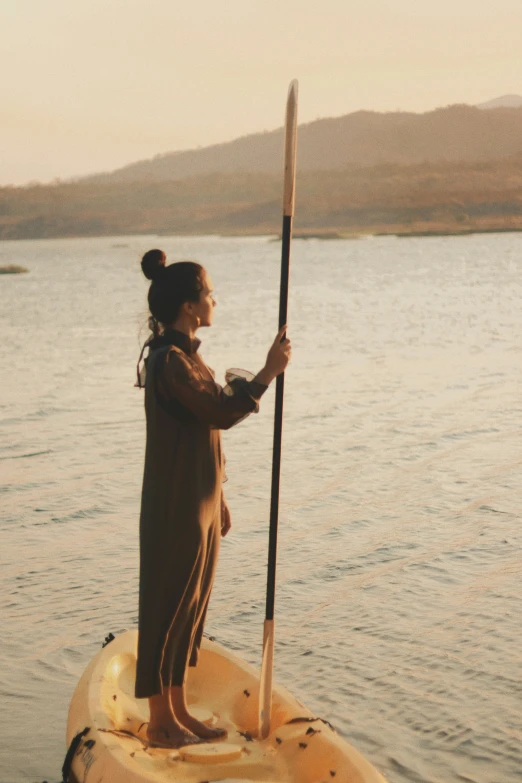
[[2, 0, 521, 185]]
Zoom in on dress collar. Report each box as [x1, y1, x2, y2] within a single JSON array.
[[149, 328, 201, 356], [136, 328, 201, 388]]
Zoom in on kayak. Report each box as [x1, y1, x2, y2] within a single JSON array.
[[66, 630, 387, 783]]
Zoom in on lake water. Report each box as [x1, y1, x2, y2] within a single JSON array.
[[1, 233, 521, 783]]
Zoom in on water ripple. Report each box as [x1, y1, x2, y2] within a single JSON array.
[[1, 234, 521, 783]]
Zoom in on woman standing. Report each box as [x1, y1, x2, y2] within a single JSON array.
[[135, 249, 291, 749]]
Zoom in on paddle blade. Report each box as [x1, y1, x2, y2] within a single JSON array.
[[258, 618, 275, 739], [283, 79, 299, 217]]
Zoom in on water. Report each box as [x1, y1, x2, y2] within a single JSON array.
[[1, 233, 521, 783]]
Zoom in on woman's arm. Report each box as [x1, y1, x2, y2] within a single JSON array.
[[159, 350, 264, 429], [158, 327, 291, 431]]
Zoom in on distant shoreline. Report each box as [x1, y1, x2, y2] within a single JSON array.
[[273, 225, 522, 240], [2, 224, 522, 243], [3, 155, 522, 243]]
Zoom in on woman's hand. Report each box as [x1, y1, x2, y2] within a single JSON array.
[[255, 325, 292, 386], [221, 496, 232, 537]]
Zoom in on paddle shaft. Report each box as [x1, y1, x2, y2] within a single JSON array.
[[265, 213, 292, 622], [259, 81, 298, 740]]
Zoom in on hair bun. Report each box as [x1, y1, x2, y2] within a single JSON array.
[[141, 248, 166, 281]]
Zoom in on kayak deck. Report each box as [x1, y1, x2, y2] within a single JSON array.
[[67, 630, 386, 783]]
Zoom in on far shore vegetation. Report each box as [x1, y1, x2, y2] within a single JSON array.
[[0, 264, 28, 273], [1, 156, 522, 241]]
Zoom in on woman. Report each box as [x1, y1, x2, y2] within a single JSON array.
[[135, 248, 291, 749]]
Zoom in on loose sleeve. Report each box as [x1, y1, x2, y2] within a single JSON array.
[[157, 349, 267, 430]]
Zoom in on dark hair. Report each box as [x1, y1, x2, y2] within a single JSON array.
[[141, 249, 204, 336]]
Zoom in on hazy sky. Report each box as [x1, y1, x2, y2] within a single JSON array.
[[2, 0, 521, 185]]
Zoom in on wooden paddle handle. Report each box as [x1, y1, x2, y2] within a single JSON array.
[[258, 618, 275, 739], [283, 80, 298, 217]]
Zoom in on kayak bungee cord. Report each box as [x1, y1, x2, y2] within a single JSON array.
[[258, 79, 299, 740]]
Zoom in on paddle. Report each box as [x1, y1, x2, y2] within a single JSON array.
[[258, 79, 299, 740]]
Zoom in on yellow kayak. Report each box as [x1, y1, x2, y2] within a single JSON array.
[[66, 630, 387, 783]]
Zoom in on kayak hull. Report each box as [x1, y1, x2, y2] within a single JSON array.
[[66, 630, 386, 783]]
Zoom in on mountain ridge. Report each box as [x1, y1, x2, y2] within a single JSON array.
[[477, 94, 522, 109], [83, 102, 522, 184]]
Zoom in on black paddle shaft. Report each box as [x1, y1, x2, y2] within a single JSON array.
[[265, 213, 293, 621]]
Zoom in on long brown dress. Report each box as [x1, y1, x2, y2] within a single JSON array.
[[135, 328, 266, 699]]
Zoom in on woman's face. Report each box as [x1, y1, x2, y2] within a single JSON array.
[[192, 270, 216, 328]]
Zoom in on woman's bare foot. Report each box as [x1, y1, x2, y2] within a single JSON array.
[[147, 722, 203, 749], [176, 712, 228, 740], [166, 685, 227, 740]]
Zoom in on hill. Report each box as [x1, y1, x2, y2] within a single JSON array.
[[84, 104, 522, 184], [3, 156, 522, 240], [4, 101, 522, 241]]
